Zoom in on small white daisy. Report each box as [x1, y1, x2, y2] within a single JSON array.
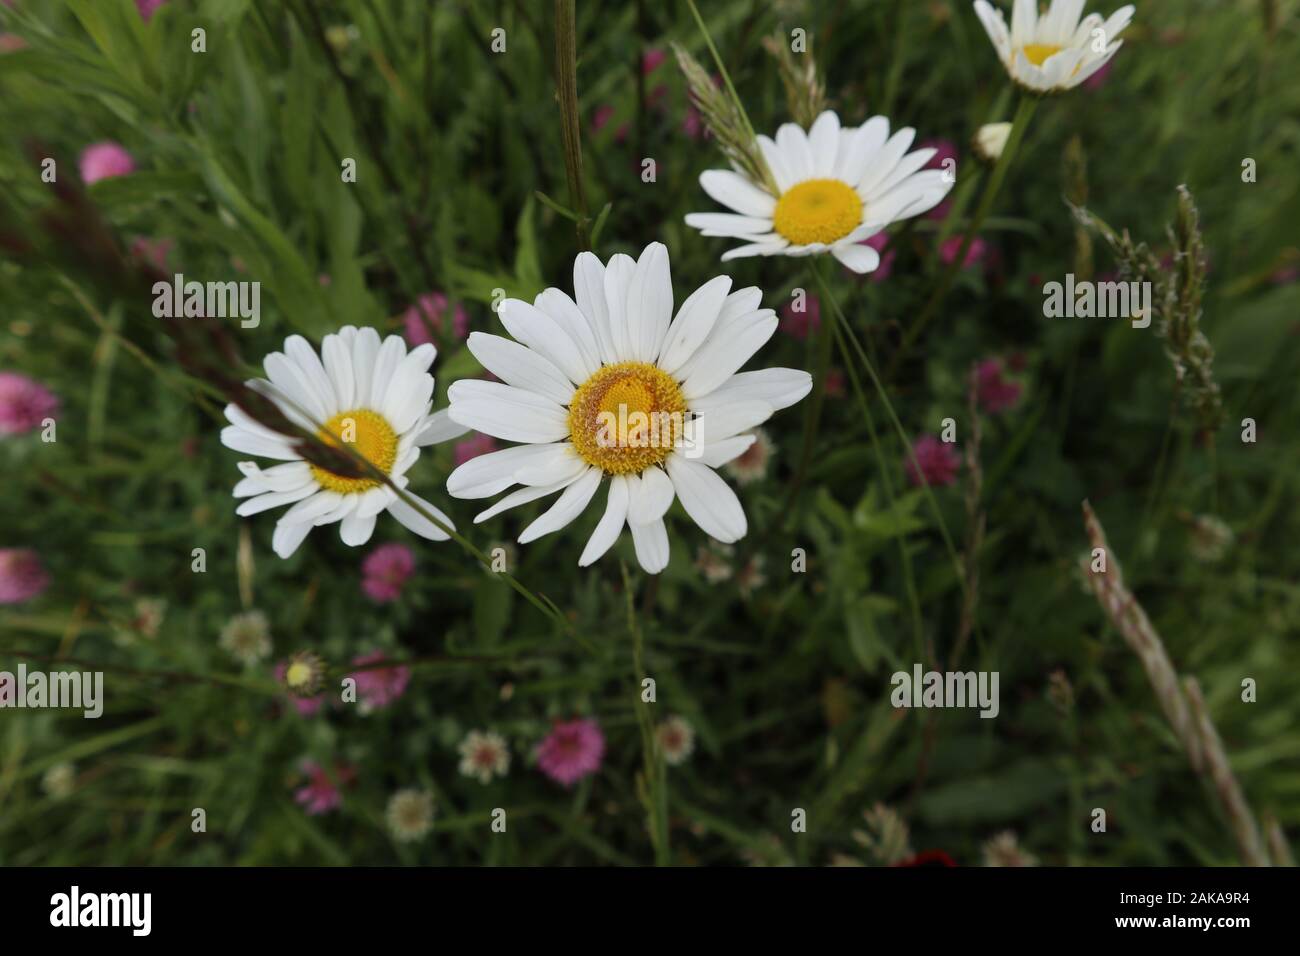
[[218, 609, 271, 666], [655, 715, 696, 766], [973, 0, 1135, 93], [458, 729, 511, 784], [445, 242, 811, 574], [221, 326, 468, 559], [385, 788, 435, 842], [685, 110, 952, 273]]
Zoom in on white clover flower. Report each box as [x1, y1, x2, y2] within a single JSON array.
[[973, 0, 1135, 93], [973, 121, 1013, 162], [218, 609, 272, 666], [655, 715, 696, 766], [221, 326, 467, 558], [386, 789, 434, 843], [685, 110, 952, 273], [445, 242, 811, 574], [457, 729, 511, 784]]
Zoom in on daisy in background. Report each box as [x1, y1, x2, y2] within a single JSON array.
[[445, 242, 811, 574], [458, 729, 511, 784], [655, 715, 696, 766], [221, 325, 468, 559], [685, 110, 953, 273], [386, 789, 435, 842], [973, 0, 1135, 93]]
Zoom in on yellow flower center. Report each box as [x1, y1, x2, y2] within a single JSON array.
[[308, 408, 398, 494], [1021, 43, 1063, 66], [568, 362, 687, 475], [285, 661, 313, 688], [772, 178, 862, 246]]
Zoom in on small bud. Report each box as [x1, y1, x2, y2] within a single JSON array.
[[973, 122, 1012, 163]]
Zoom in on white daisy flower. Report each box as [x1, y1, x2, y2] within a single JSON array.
[[973, 0, 1135, 93], [445, 242, 811, 574], [684, 110, 953, 274], [221, 326, 468, 559]]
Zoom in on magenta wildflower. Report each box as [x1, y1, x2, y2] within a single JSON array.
[[360, 543, 415, 604], [779, 293, 821, 340], [919, 138, 958, 174], [78, 142, 135, 184], [453, 433, 498, 468], [862, 232, 896, 282], [537, 717, 605, 787], [349, 652, 411, 712], [641, 47, 666, 75], [129, 236, 173, 272], [0, 372, 58, 436], [939, 235, 987, 269], [136, 0, 168, 20], [591, 104, 616, 133], [402, 292, 468, 346], [0, 549, 50, 605], [974, 359, 1023, 415], [293, 761, 355, 816], [905, 435, 960, 488]]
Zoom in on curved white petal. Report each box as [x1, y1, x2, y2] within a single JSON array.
[[517, 467, 601, 544], [627, 465, 674, 526], [666, 456, 747, 544], [387, 491, 454, 541], [578, 475, 630, 567], [466, 331, 574, 406]]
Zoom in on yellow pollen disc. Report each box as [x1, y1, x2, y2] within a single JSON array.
[[1021, 43, 1063, 66], [308, 408, 398, 494], [568, 362, 687, 475], [285, 661, 312, 687], [772, 178, 863, 246]]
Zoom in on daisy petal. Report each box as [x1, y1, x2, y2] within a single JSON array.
[[626, 465, 674, 526], [466, 331, 575, 406], [518, 467, 601, 544], [689, 368, 812, 413], [657, 275, 731, 375], [680, 311, 779, 401], [831, 242, 881, 274], [666, 456, 747, 543], [578, 475, 630, 567], [415, 408, 471, 446], [388, 492, 455, 541], [339, 512, 377, 547], [699, 169, 777, 218], [630, 518, 670, 574]]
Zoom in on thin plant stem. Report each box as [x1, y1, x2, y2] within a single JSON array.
[[554, 0, 591, 249], [622, 563, 670, 866], [782, 266, 837, 523], [889, 93, 1038, 379], [813, 268, 969, 599]]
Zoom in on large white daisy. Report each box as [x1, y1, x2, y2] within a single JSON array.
[[444, 242, 811, 574], [684, 109, 953, 273], [221, 326, 468, 558], [973, 0, 1135, 93]]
